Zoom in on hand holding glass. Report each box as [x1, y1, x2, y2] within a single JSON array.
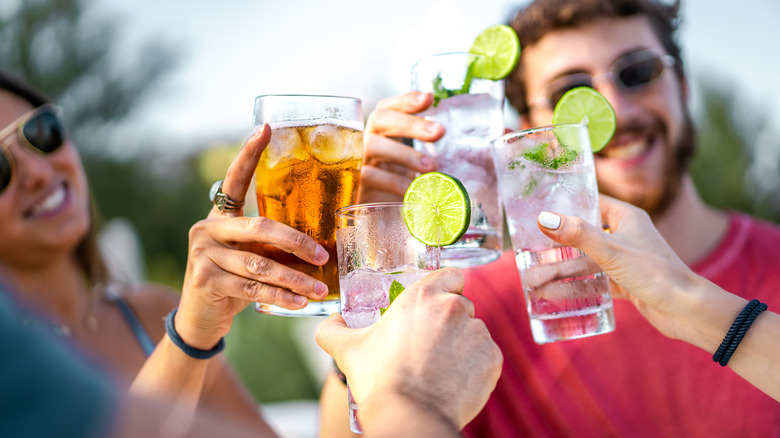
[[252, 95, 363, 317], [492, 124, 615, 343], [335, 202, 440, 433]]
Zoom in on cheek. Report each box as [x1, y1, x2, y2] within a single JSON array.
[[56, 145, 88, 191], [654, 80, 687, 147]]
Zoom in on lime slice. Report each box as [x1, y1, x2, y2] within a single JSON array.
[[403, 172, 471, 246], [551, 87, 616, 152], [469, 24, 520, 80]]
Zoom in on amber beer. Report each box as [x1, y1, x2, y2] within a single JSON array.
[[251, 95, 363, 316]]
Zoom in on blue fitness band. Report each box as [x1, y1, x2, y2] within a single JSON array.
[[164, 307, 225, 360]]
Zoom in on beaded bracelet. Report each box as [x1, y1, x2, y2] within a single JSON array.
[[165, 308, 225, 360], [712, 299, 768, 367]]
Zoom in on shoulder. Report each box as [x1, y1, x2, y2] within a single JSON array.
[[724, 212, 780, 257], [109, 283, 179, 339], [695, 212, 780, 300], [739, 213, 780, 238]]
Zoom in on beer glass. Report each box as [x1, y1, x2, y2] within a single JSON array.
[[253, 95, 363, 317]]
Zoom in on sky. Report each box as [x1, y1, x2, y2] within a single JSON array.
[[92, 0, 780, 156]]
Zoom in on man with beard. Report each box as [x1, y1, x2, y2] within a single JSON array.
[[318, 0, 780, 436]]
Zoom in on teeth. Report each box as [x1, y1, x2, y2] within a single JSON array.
[[602, 140, 646, 160], [31, 186, 66, 216]]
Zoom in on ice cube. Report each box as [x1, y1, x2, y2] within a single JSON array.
[[343, 308, 380, 329], [264, 127, 308, 169], [307, 124, 350, 164]]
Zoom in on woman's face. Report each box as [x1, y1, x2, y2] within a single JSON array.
[[0, 90, 91, 269]]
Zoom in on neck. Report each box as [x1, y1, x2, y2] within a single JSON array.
[[652, 175, 731, 266], [0, 255, 93, 325]]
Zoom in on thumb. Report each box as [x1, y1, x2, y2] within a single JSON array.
[[315, 313, 351, 356], [536, 211, 608, 258]]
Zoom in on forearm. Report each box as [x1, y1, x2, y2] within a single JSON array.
[[129, 335, 209, 411], [672, 274, 780, 400], [319, 373, 360, 438], [359, 391, 462, 438]]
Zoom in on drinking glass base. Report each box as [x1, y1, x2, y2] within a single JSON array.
[[440, 247, 501, 268], [255, 300, 340, 317], [530, 304, 615, 344]]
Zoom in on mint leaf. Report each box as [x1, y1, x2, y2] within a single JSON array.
[[431, 57, 478, 107], [519, 142, 578, 170], [380, 280, 405, 315]]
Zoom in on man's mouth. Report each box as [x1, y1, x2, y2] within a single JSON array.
[[597, 133, 655, 163]]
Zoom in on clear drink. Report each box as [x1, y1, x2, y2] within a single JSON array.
[[340, 267, 432, 329], [412, 53, 504, 267], [252, 95, 363, 317], [492, 124, 615, 343], [335, 202, 440, 433]]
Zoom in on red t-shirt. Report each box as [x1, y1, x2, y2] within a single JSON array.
[[462, 212, 780, 437]]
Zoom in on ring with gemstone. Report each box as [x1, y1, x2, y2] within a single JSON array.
[[209, 180, 245, 212]]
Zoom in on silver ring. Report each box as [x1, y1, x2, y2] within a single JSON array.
[[209, 180, 245, 212]]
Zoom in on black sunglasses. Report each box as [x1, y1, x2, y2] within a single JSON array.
[[532, 50, 676, 111], [0, 104, 67, 194]]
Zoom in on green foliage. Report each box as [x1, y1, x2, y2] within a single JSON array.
[[689, 77, 780, 224], [80, 154, 211, 289], [225, 309, 319, 402], [0, 0, 180, 155]]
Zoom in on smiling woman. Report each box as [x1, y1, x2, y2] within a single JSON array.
[[0, 70, 279, 435]]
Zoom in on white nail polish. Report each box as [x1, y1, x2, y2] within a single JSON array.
[[538, 211, 561, 230]]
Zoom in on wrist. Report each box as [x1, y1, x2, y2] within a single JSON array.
[[360, 389, 460, 437], [173, 305, 227, 351], [166, 308, 225, 359], [672, 273, 747, 353]]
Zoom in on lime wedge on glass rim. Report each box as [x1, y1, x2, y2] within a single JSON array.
[[403, 172, 471, 247], [551, 86, 616, 153], [469, 24, 521, 80]]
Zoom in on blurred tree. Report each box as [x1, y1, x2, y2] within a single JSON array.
[[0, 0, 178, 155], [690, 76, 780, 224]]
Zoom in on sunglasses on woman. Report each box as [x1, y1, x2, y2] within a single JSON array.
[[0, 104, 67, 194], [531, 50, 676, 111]]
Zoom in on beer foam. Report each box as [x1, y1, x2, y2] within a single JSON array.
[[267, 118, 364, 132]]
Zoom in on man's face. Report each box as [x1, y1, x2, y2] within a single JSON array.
[[520, 15, 691, 214]]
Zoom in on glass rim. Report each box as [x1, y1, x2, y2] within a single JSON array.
[[254, 94, 362, 104], [411, 51, 485, 72], [335, 201, 431, 216], [491, 122, 587, 145]]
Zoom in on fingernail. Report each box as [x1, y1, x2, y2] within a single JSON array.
[[425, 123, 440, 135], [419, 155, 434, 169], [294, 295, 307, 306], [315, 245, 329, 262], [416, 92, 428, 104], [538, 211, 561, 230], [315, 281, 328, 298]]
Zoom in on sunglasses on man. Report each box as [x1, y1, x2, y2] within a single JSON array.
[[0, 104, 67, 194], [531, 49, 676, 111]]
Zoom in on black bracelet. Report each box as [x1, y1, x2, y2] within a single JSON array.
[[165, 308, 225, 360], [712, 299, 767, 367]]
